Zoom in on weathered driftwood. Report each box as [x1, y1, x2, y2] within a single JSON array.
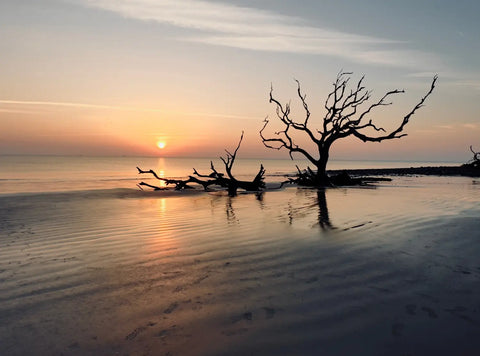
[[136, 168, 195, 190], [281, 166, 391, 187], [137, 132, 265, 196]]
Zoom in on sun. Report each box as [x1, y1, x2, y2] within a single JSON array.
[[157, 141, 166, 149]]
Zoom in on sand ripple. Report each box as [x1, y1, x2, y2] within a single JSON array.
[[1, 177, 480, 355]]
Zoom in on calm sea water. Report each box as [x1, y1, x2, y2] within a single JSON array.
[[0, 155, 460, 195], [1, 155, 479, 355]]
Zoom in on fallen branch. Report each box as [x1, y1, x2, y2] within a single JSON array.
[[136, 133, 265, 196], [137, 167, 195, 190]]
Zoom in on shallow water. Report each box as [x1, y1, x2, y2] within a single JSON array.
[[0, 155, 460, 194], [1, 176, 480, 355]]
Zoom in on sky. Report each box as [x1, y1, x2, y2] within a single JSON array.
[[1, 0, 480, 162]]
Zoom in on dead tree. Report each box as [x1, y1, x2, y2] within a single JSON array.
[[463, 145, 480, 169], [260, 71, 438, 186], [192, 131, 266, 195], [220, 131, 266, 195], [137, 132, 265, 196]]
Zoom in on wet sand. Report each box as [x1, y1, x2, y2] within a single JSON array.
[[1, 176, 480, 355]]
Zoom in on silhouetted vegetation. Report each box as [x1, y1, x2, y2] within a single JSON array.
[[462, 145, 480, 169], [135, 72, 471, 194], [260, 71, 438, 186], [137, 132, 265, 196]]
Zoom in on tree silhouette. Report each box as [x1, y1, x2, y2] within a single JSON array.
[[463, 145, 480, 169], [260, 71, 438, 186], [137, 132, 265, 196]]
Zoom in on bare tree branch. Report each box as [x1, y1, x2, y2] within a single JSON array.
[[138, 133, 265, 196], [464, 145, 480, 168], [470, 145, 479, 161], [261, 71, 438, 185], [352, 75, 438, 142]]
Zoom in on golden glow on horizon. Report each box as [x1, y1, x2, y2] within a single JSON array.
[[157, 141, 166, 149]]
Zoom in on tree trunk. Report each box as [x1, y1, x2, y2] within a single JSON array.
[[314, 148, 330, 186]]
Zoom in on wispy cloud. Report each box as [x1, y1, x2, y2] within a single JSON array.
[[0, 108, 41, 115], [437, 123, 479, 131], [453, 80, 480, 91], [0, 99, 258, 120], [0, 99, 154, 111], [463, 123, 479, 129], [76, 0, 440, 69], [408, 72, 445, 79]]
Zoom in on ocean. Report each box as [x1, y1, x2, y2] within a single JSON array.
[[1, 155, 479, 355], [0, 155, 461, 195]]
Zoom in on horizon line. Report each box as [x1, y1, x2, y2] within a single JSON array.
[[0, 153, 462, 164]]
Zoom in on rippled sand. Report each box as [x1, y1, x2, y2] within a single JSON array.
[[1, 176, 480, 355]]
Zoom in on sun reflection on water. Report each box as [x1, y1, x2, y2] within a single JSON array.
[[158, 170, 167, 188], [157, 197, 167, 213]]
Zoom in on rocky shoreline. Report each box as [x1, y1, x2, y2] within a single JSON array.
[[329, 165, 480, 178]]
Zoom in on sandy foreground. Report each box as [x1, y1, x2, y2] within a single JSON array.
[[1, 176, 480, 355]]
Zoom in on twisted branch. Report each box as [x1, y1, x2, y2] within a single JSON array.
[[261, 72, 438, 171]]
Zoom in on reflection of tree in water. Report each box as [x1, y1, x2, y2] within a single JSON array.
[[225, 197, 238, 224], [316, 189, 333, 229], [255, 191, 264, 202], [224, 193, 265, 224], [286, 188, 335, 229], [214, 189, 332, 227]]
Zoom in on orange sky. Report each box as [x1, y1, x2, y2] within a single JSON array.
[[1, 1, 479, 162]]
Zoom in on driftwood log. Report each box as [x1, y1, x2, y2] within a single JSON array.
[[137, 132, 265, 196]]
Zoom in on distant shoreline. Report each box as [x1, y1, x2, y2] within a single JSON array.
[[329, 165, 480, 177]]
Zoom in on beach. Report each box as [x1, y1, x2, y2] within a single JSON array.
[[3, 0, 479, 353], [1, 173, 480, 355]]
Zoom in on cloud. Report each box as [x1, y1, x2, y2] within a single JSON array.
[[453, 80, 480, 91], [408, 72, 444, 79], [437, 123, 479, 131], [0, 100, 258, 120], [76, 0, 440, 69], [408, 72, 480, 90], [0, 108, 41, 115], [0, 99, 149, 111]]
